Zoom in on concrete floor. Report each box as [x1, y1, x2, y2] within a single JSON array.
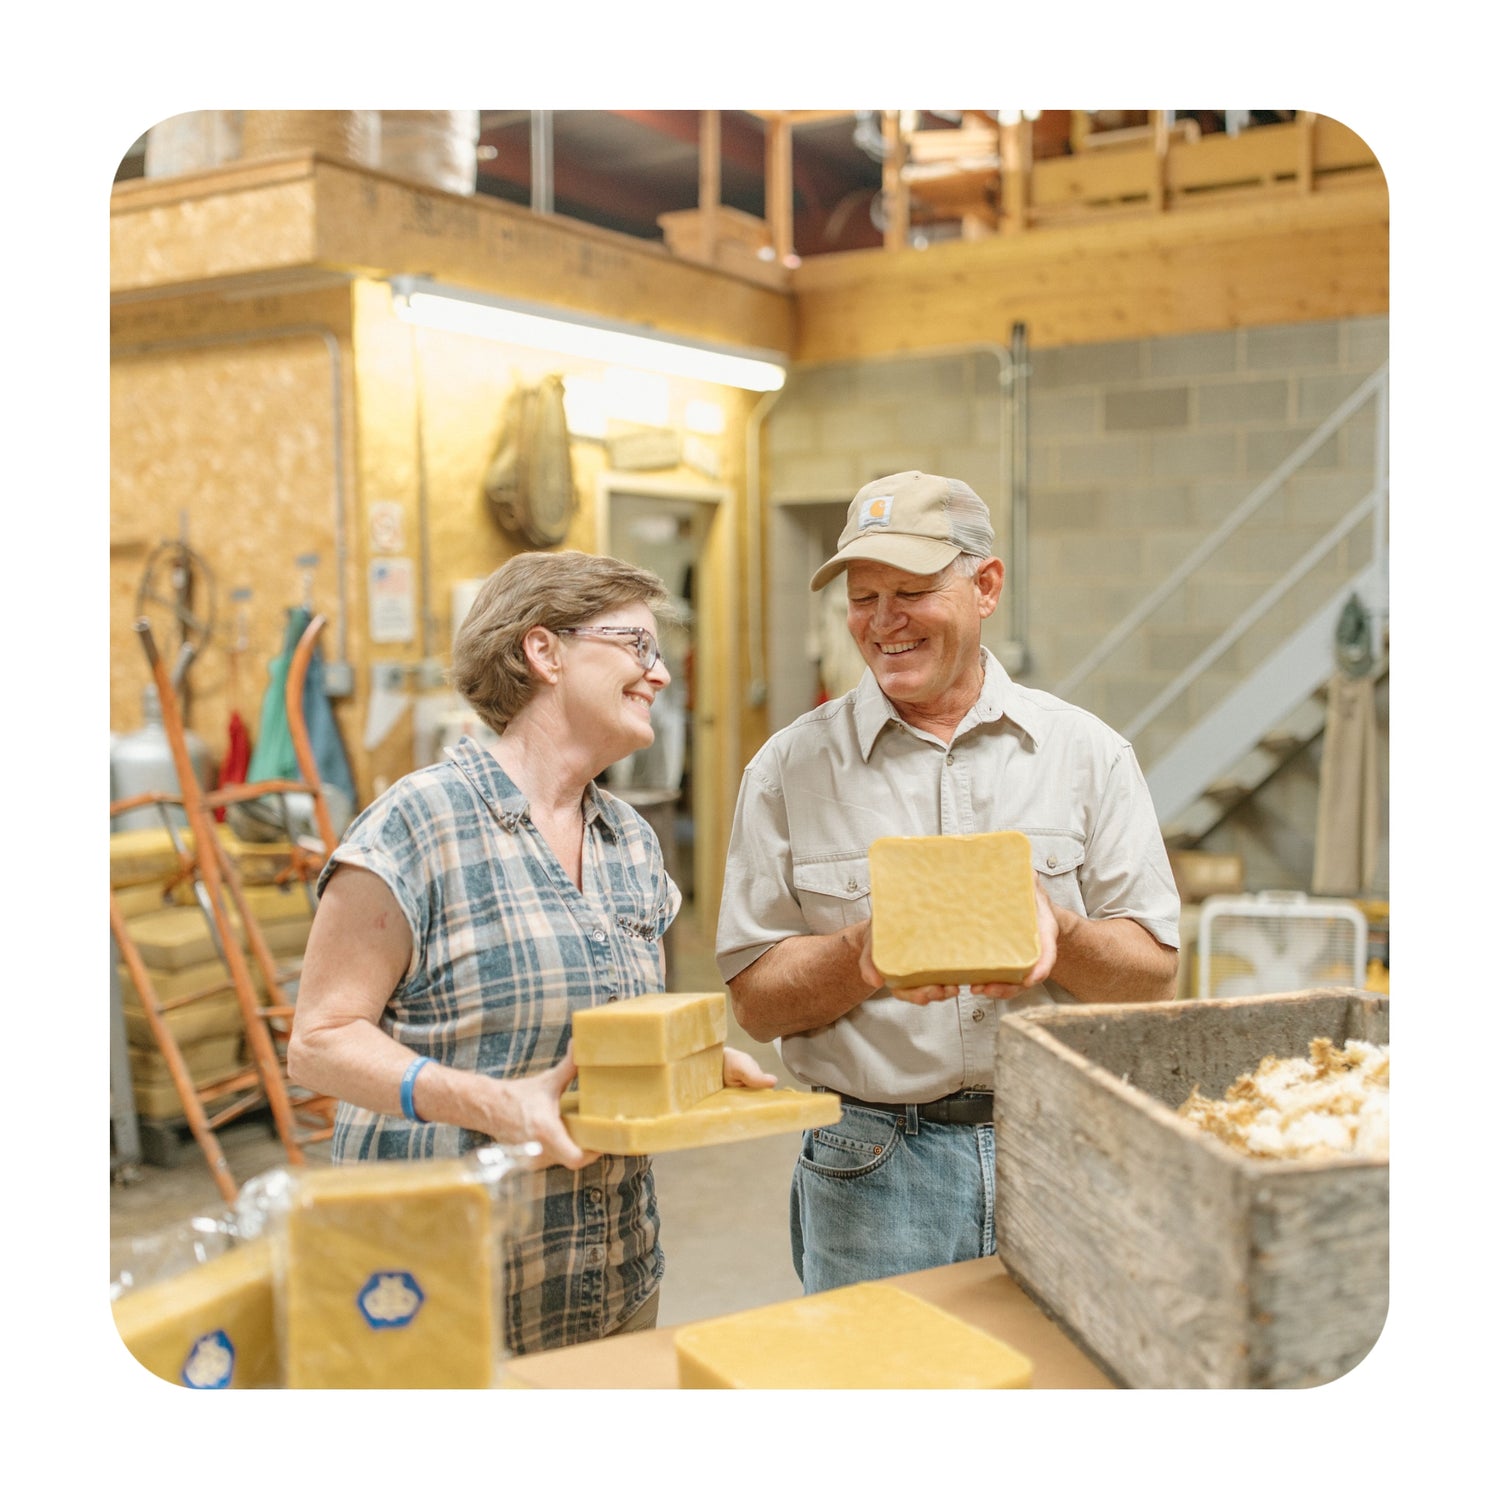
[[109, 901, 806, 1326]]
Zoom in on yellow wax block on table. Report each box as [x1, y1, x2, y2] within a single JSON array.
[[578, 1043, 724, 1119], [674, 1281, 1034, 1389], [112, 1238, 277, 1389], [869, 831, 1040, 988], [282, 1160, 498, 1389], [562, 1085, 840, 1154], [572, 991, 726, 1065]]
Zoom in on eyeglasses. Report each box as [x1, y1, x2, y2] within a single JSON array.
[[555, 625, 662, 671]]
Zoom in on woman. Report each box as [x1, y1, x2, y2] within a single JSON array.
[[288, 549, 774, 1355]]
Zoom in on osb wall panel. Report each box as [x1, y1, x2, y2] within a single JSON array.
[[349, 280, 604, 798], [111, 164, 322, 297], [111, 290, 360, 797], [349, 278, 760, 890]]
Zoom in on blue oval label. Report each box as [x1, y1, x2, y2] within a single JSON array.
[[181, 1329, 235, 1388], [357, 1270, 425, 1328]]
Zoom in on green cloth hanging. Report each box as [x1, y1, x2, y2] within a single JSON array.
[[245, 605, 355, 805]]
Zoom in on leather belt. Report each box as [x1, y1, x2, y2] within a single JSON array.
[[834, 1091, 995, 1126]]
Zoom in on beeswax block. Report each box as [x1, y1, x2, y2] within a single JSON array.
[[123, 905, 311, 970], [128, 1032, 243, 1086], [869, 831, 1040, 987], [282, 1160, 497, 1388], [110, 828, 198, 888], [572, 991, 726, 1066], [112, 1238, 277, 1389], [577, 1044, 724, 1119], [674, 1280, 1034, 1388], [562, 1085, 840, 1154], [122, 987, 244, 1048], [133, 1062, 253, 1120]]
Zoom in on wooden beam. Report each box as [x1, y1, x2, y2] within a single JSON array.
[[110, 154, 796, 358], [1149, 110, 1168, 212], [699, 109, 721, 258], [789, 182, 1388, 359], [1298, 110, 1318, 193], [610, 108, 850, 210], [882, 111, 908, 250], [998, 119, 1031, 233], [746, 110, 856, 127], [766, 114, 794, 261]]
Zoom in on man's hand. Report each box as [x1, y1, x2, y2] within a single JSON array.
[[859, 875, 1060, 1005]]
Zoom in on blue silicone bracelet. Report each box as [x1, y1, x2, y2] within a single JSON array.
[[400, 1057, 432, 1123]]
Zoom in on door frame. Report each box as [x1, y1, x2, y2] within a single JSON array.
[[595, 471, 737, 935]]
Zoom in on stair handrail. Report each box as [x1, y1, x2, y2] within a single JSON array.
[[1051, 363, 1390, 702], [1123, 485, 1380, 741]]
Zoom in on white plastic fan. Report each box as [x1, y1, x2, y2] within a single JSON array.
[[1196, 891, 1367, 997]]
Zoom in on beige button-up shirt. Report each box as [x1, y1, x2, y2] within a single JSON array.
[[716, 650, 1179, 1102]]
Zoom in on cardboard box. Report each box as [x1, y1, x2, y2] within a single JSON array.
[[994, 988, 1388, 1388]]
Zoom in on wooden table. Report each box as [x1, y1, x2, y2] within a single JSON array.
[[501, 1256, 1115, 1388]]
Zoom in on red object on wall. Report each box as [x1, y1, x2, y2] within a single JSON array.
[[214, 710, 251, 821]]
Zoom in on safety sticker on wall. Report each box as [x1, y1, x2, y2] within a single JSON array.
[[369, 557, 416, 644], [369, 500, 406, 555]]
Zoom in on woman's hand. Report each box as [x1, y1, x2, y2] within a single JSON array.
[[722, 1045, 778, 1090], [472, 1046, 600, 1172]]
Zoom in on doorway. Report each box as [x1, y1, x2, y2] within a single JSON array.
[[597, 474, 733, 974]]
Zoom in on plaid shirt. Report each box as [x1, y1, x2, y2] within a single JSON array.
[[319, 737, 680, 1355]]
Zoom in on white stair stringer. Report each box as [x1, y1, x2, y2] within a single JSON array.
[[1145, 562, 1381, 839]]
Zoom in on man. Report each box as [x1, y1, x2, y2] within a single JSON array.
[[716, 471, 1180, 1295]]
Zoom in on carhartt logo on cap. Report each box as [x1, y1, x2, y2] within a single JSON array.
[[858, 495, 894, 530]]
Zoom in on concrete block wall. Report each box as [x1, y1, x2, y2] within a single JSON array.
[[764, 314, 1389, 894], [1024, 316, 1387, 759]]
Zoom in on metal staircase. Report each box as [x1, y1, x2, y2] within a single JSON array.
[[1051, 363, 1389, 847]]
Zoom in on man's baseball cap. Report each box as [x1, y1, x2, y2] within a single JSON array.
[[809, 471, 995, 592]]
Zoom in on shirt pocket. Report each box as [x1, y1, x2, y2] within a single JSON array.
[[1018, 829, 1086, 909], [792, 855, 872, 933], [615, 901, 673, 945]]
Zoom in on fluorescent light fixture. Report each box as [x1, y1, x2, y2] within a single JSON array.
[[602, 368, 670, 427], [389, 274, 787, 392], [684, 398, 726, 435]]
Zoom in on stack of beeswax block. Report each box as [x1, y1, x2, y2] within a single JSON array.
[[573, 992, 727, 1119]]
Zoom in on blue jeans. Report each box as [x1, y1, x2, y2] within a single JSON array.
[[790, 1101, 997, 1295]]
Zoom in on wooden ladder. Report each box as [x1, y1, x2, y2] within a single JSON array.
[[110, 613, 341, 1202]]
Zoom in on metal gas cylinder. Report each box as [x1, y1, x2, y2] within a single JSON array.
[[110, 685, 218, 832]]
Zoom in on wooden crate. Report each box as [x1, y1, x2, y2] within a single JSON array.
[[993, 988, 1388, 1389]]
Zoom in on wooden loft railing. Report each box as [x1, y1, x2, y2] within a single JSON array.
[[657, 110, 1384, 274]]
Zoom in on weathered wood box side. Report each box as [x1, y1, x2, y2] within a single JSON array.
[[993, 989, 1388, 1389]]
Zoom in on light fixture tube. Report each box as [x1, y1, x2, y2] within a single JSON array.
[[389, 275, 787, 392]]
